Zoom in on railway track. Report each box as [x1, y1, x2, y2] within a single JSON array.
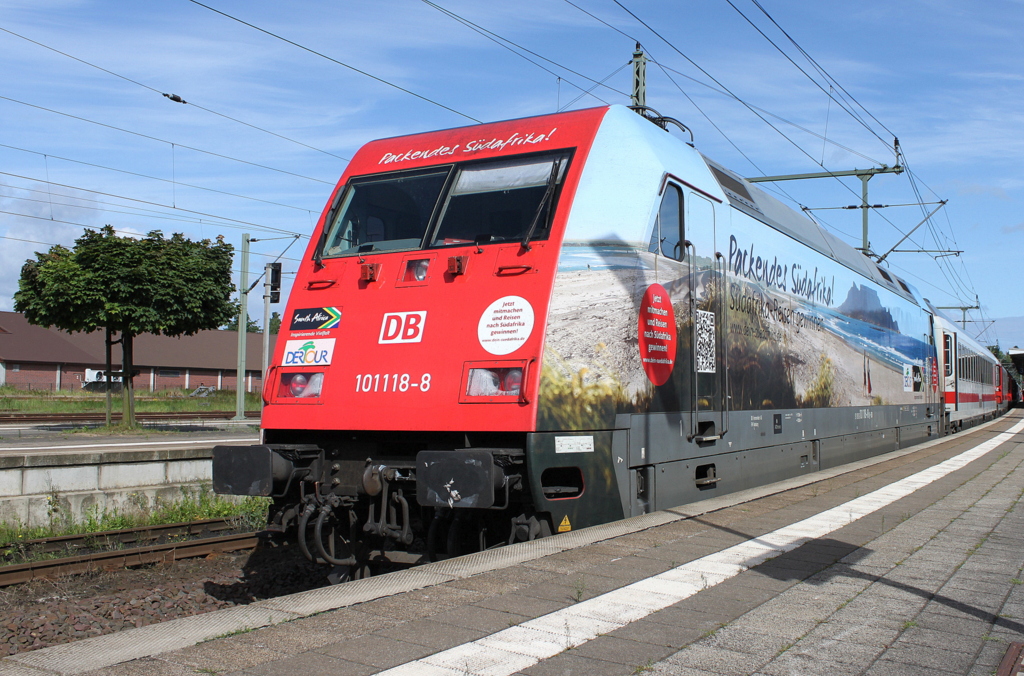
[[0, 411, 261, 425], [0, 518, 263, 586]]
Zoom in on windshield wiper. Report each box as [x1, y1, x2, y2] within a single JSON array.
[[521, 158, 562, 251]]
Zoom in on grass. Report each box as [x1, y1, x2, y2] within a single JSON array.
[[631, 659, 655, 674], [0, 484, 270, 552], [0, 386, 261, 415]]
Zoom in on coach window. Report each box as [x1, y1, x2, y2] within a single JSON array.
[[648, 184, 684, 261], [943, 335, 953, 377]]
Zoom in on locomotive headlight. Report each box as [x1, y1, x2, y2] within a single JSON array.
[[501, 368, 522, 395], [289, 373, 308, 396], [280, 372, 324, 398], [413, 259, 429, 281], [403, 258, 430, 282], [298, 373, 324, 397]]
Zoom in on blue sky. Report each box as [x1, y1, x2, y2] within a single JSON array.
[[1, 0, 1022, 346]]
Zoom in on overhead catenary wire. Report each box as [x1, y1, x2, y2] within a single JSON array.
[[0, 170, 306, 236], [0, 190, 295, 235], [0, 228, 305, 267], [726, 0, 980, 310], [186, 0, 482, 124], [0, 25, 350, 163], [422, 0, 627, 104], [745, 0, 899, 142], [722, 0, 892, 151], [726, 0, 980, 311], [0, 95, 334, 186], [0, 141, 317, 214], [0, 182, 302, 233], [613, 3, 951, 281], [569, 0, 981, 322]]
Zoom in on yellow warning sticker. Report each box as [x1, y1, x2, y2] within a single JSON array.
[[558, 515, 572, 533]]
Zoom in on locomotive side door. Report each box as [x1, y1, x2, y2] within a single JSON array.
[[685, 192, 726, 441]]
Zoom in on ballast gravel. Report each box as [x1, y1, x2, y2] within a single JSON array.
[[0, 543, 330, 656]]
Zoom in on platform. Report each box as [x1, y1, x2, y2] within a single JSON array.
[[3, 412, 1023, 676], [0, 430, 258, 527]]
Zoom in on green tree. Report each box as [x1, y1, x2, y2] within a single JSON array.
[[15, 226, 236, 426], [268, 311, 281, 334], [222, 316, 261, 333]]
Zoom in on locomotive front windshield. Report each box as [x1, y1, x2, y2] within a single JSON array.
[[321, 152, 570, 257]]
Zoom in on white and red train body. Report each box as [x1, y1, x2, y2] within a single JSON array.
[[213, 105, 1011, 572]]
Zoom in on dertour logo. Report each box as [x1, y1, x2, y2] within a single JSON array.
[[282, 338, 336, 366]]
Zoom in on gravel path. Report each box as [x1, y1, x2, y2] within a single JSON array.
[[0, 543, 330, 656]]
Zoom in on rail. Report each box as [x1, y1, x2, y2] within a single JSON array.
[[0, 411, 261, 425], [0, 518, 262, 586]]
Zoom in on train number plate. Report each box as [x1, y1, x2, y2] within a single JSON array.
[[355, 373, 432, 393]]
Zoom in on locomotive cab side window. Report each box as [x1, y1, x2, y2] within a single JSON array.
[[430, 152, 570, 247], [648, 183, 684, 260]]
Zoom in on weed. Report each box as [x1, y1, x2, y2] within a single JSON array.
[[700, 623, 725, 640], [0, 484, 270, 559], [1011, 579, 1023, 585], [571, 577, 587, 603], [213, 625, 254, 640], [631, 658, 655, 674], [901, 620, 918, 631], [775, 641, 794, 656]]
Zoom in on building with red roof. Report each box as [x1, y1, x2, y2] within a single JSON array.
[[0, 311, 273, 392]]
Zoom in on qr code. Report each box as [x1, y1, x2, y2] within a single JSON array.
[[695, 310, 716, 373]]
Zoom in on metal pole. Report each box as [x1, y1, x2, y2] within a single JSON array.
[[631, 43, 646, 108], [262, 262, 272, 384], [234, 233, 249, 421], [104, 325, 111, 427], [860, 174, 871, 254]]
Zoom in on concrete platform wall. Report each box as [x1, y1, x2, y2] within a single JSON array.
[[0, 448, 215, 528]]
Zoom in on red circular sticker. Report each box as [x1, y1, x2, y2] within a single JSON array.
[[638, 284, 677, 385]]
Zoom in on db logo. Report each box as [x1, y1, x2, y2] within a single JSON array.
[[379, 311, 426, 344]]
